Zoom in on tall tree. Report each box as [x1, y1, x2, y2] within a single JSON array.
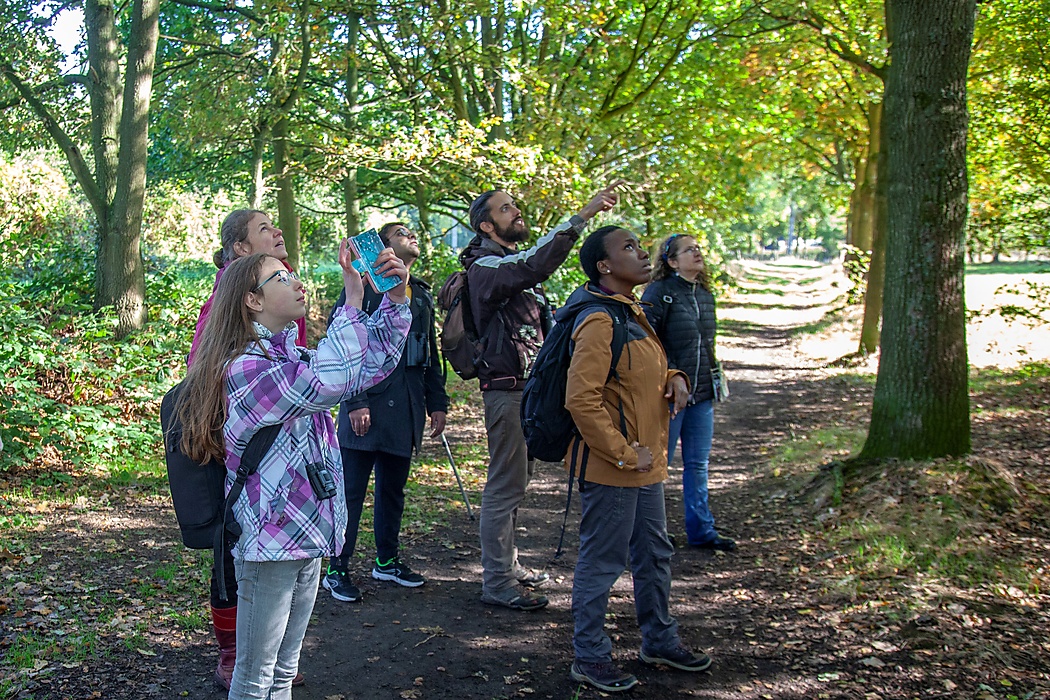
[[860, 0, 974, 459], [1, 0, 160, 335]]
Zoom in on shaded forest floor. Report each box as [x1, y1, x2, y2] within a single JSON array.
[[2, 258, 1048, 699]]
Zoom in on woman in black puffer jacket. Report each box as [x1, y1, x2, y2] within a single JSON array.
[[642, 234, 735, 551]]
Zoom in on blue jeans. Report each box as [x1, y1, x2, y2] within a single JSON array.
[[229, 557, 321, 700], [667, 400, 718, 545], [572, 481, 680, 663]]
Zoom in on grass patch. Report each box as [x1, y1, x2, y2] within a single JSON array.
[[822, 458, 1038, 592], [769, 426, 865, 476], [788, 305, 847, 337], [965, 260, 1050, 275]]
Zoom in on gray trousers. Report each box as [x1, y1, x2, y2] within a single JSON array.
[[480, 390, 535, 594], [572, 481, 680, 663]]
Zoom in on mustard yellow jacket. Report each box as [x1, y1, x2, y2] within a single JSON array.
[[563, 286, 686, 487]]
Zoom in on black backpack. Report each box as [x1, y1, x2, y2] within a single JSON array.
[[160, 382, 282, 602], [520, 300, 629, 556], [521, 301, 629, 462]]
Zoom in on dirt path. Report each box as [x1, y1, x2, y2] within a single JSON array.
[[13, 259, 1047, 699], [258, 260, 868, 700]]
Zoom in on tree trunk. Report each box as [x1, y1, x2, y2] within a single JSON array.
[[102, 0, 159, 335], [343, 10, 361, 238], [273, 117, 300, 269], [248, 128, 267, 209], [859, 101, 887, 354], [860, 0, 974, 460]]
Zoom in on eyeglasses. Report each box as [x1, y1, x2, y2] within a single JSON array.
[[672, 245, 701, 257], [392, 227, 416, 239], [254, 269, 299, 291]]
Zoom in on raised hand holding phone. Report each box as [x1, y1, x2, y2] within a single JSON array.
[[338, 237, 365, 309]]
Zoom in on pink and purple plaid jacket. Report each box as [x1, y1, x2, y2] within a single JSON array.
[[223, 298, 411, 562]]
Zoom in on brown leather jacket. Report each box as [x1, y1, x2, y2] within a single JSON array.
[[564, 286, 686, 487]]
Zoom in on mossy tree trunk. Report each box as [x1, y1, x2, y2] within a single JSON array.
[[861, 0, 974, 459]]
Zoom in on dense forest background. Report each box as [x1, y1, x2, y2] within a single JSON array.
[[1, 0, 1046, 470]]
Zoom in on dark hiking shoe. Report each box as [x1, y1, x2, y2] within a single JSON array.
[[322, 569, 361, 602], [570, 660, 638, 692], [372, 557, 426, 587], [481, 587, 549, 611], [689, 535, 736, 552], [639, 643, 712, 672]]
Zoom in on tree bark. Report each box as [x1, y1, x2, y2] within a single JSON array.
[[102, 0, 160, 334], [860, 0, 974, 460], [859, 101, 887, 354], [273, 116, 300, 269], [343, 9, 361, 238]]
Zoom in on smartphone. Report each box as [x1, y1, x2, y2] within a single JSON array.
[[348, 228, 401, 294]]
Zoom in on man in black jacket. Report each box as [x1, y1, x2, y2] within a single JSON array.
[[323, 222, 449, 603], [462, 182, 623, 610]]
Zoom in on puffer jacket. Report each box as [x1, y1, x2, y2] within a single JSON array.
[[563, 285, 687, 488], [642, 274, 718, 404], [223, 298, 411, 562], [459, 215, 586, 390]]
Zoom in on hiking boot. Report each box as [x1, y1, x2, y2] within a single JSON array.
[[514, 567, 550, 589], [481, 587, 549, 611], [689, 535, 736, 552], [322, 569, 361, 602], [570, 660, 638, 692], [372, 557, 426, 587], [639, 643, 712, 672]]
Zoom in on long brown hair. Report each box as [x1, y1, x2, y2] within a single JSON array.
[[651, 234, 711, 290], [176, 253, 271, 463], [213, 209, 267, 269]]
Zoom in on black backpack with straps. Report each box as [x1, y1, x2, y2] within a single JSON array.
[[160, 382, 282, 602], [520, 298, 630, 557]]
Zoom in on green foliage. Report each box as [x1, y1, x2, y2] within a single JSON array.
[[0, 240, 211, 473]]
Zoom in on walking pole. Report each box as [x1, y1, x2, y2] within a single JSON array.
[[441, 433, 475, 521]]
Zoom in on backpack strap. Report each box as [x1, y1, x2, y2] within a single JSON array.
[[554, 434, 587, 560], [213, 349, 306, 600], [214, 422, 283, 601]]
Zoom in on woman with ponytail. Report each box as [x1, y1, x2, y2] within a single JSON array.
[[642, 234, 735, 552], [187, 210, 310, 688]]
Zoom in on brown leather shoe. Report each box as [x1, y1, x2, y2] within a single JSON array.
[[292, 672, 305, 687]]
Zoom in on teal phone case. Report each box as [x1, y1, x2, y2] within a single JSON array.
[[349, 229, 400, 293]]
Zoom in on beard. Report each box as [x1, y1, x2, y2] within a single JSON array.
[[493, 218, 529, 243]]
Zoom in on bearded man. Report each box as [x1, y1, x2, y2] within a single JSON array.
[[460, 182, 623, 611]]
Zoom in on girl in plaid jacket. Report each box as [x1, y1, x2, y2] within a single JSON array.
[[175, 242, 410, 700]]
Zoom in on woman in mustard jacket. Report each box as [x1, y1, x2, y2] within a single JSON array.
[[563, 225, 712, 693]]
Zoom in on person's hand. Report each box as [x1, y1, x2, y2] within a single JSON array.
[[429, 411, 447, 438], [339, 238, 364, 309], [578, 179, 627, 221], [349, 407, 371, 436], [374, 248, 409, 304], [665, 375, 689, 418], [632, 442, 653, 472]]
